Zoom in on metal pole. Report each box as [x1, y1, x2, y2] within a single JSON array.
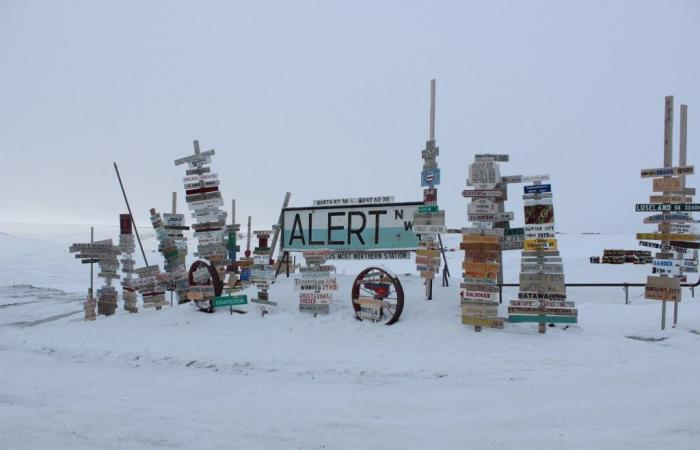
[[90, 226, 94, 299], [624, 284, 629, 305], [113, 162, 149, 266]]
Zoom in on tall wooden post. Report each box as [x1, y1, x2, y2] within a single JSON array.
[[429, 79, 436, 141], [172, 192, 177, 214], [674, 104, 688, 326], [661, 96, 674, 330], [246, 216, 252, 258], [90, 226, 94, 299]]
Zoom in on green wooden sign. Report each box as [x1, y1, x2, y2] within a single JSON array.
[[508, 314, 577, 324], [418, 205, 439, 213], [212, 294, 248, 307]]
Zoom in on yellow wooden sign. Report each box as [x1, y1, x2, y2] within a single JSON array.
[[636, 233, 699, 242], [652, 177, 682, 192], [523, 239, 558, 251], [461, 315, 504, 328]]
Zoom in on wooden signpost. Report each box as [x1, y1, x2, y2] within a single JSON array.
[[414, 79, 448, 299], [69, 236, 122, 318], [508, 181, 577, 333], [250, 230, 278, 315], [175, 140, 231, 311], [69, 227, 97, 320], [638, 97, 697, 329], [119, 214, 138, 313], [150, 203, 188, 307], [297, 250, 337, 315]]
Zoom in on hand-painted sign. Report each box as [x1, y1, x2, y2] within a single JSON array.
[[501, 175, 550, 184], [636, 233, 700, 241], [524, 205, 554, 224], [645, 276, 681, 301], [652, 177, 683, 192], [313, 196, 395, 206], [212, 294, 248, 307], [640, 166, 694, 178], [524, 184, 552, 194], [421, 168, 441, 187], [636, 203, 700, 212], [282, 201, 421, 251], [643, 213, 696, 224]]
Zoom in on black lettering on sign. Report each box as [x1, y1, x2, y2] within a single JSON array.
[[289, 214, 305, 246], [327, 212, 345, 245], [368, 210, 387, 244], [348, 212, 366, 245], [308, 213, 324, 245], [395, 209, 403, 220]]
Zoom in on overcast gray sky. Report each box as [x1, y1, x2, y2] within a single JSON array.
[[1, 0, 698, 233]]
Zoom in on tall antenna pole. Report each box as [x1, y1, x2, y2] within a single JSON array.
[[113, 162, 149, 266]]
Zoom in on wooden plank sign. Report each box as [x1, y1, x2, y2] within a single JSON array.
[[640, 166, 694, 178], [524, 204, 554, 224], [644, 275, 681, 302], [652, 177, 683, 192]]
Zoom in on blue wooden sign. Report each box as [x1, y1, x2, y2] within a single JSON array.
[[421, 168, 441, 187], [524, 184, 552, 194]]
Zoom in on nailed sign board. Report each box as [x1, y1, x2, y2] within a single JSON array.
[[636, 204, 700, 212], [327, 250, 410, 260], [462, 189, 503, 198], [468, 212, 515, 222], [501, 175, 550, 184], [640, 166, 694, 178], [468, 160, 500, 188], [313, 196, 395, 206], [282, 202, 421, 251], [636, 233, 700, 241], [643, 213, 695, 224], [652, 177, 683, 192], [475, 154, 509, 162], [212, 294, 248, 307], [645, 276, 681, 301], [524, 184, 552, 194], [519, 273, 566, 294], [421, 168, 441, 186], [524, 205, 554, 224]]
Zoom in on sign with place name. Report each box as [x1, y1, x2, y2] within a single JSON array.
[[518, 291, 566, 300], [524, 204, 554, 224], [501, 175, 550, 184], [468, 212, 515, 222], [524, 239, 558, 251], [524, 184, 552, 194], [649, 195, 691, 204], [640, 166, 694, 178], [462, 189, 503, 198], [643, 213, 695, 224], [313, 196, 395, 206], [212, 294, 248, 307], [294, 279, 338, 291], [636, 233, 699, 241], [461, 315, 504, 328], [356, 298, 383, 321], [644, 276, 681, 302], [636, 203, 700, 212], [414, 224, 447, 234], [652, 177, 683, 193], [174, 149, 216, 166], [423, 188, 437, 205], [467, 199, 497, 214], [519, 272, 565, 293], [468, 160, 500, 188], [326, 250, 410, 260], [421, 168, 441, 186], [282, 202, 421, 251], [299, 292, 333, 304], [475, 154, 509, 162]]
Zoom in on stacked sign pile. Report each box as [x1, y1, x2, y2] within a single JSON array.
[[459, 155, 514, 330], [297, 250, 337, 315], [132, 265, 169, 309], [150, 207, 189, 300], [637, 164, 697, 309], [119, 214, 138, 313], [415, 139, 446, 293], [508, 182, 577, 332], [69, 239, 118, 320], [174, 141, 230, 298], [95, 241, 121, 316], [250, 230, 277, 311]]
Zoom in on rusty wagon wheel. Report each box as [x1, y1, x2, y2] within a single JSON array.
[[188, 260, 223, 313], [351, 267, 404, 325]]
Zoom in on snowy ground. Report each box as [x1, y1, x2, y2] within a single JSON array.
[[1, 223, 699, 449]]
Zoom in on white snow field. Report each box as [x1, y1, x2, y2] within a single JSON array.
[[1, 223, 700, 449]]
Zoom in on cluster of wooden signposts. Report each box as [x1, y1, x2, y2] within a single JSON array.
[[68, 89, 695, 333], [636, 96, 699, 330]]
